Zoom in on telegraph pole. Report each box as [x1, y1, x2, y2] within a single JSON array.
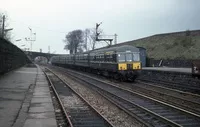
[[1, 15, 5, 38], [114, 33, 117, 45], [29, 27, 32, 51], [1, 15, 13, 39], [85, 31, 88, 51], [26, 28, 36, 51], [48, 46, 50, 53]]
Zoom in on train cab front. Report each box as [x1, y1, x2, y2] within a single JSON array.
[[117, 52, 141, 81]]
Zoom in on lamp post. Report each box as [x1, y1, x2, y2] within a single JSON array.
[[14, 38, 22, 45], [15, 39, 22, 42], [28, 27, 32, 51], [27, 27, 36, 51]]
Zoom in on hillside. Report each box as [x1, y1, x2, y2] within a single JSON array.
[[116, 30, 200, 60]]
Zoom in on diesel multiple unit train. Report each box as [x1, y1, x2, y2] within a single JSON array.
[[51, 45, 142, 81]]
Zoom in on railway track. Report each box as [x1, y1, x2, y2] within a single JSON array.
[[52, 67, 200, 127], [122, 81, 200, 115], [50, 66, 200, 115], [137, 77, 200, 94], [43, 68, 113, 127]]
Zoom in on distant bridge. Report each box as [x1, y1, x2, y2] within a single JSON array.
[[24, 51, 58, 61]]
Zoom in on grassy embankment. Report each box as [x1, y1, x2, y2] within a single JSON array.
[[120, 30, 200, 60]]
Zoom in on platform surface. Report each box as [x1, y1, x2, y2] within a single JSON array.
[[143, 67, 192, 74], [0, 65, 57, 127]]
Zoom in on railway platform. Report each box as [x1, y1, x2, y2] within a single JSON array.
[[142, 67, 191, 74], [138, 66, 200, 94], [0, 65, 57, 127]]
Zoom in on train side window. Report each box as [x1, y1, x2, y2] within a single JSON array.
[[91, 55, 94, 62], [105, 54, 107, 62], [94, 55, 96, 61], [105, 54, 110, 62], [92, 55, 94, 61], [98, 55, 100, 61], [112, 54, 117, 62], [82, 55, 84, 60], [96, 55, 98, 61], [90, 55, 93, 61], [109, 54, 113, 62], [106, 55, 109, 62]]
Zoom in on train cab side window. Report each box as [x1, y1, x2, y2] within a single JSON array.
[[133, 53, 140, 61]]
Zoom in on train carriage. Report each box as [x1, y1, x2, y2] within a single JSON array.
[[75, 51, 90, 68], [66, 54, 75, 65]]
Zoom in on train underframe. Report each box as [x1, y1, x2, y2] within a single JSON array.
[[192, 74, 200, 79], [53, 63, 139, 82]]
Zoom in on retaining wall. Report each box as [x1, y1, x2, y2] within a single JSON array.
[[0, 38, 31, 74]]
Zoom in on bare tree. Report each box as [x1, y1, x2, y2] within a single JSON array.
[[84, 28, 103, 50], [64, 29, 84, 54]]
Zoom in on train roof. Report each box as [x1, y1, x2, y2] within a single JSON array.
[[51, 45, 140, 57], [90, 45, 139, 54]]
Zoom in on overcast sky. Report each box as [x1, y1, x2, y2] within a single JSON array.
[[1, 0, 200, 54]]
